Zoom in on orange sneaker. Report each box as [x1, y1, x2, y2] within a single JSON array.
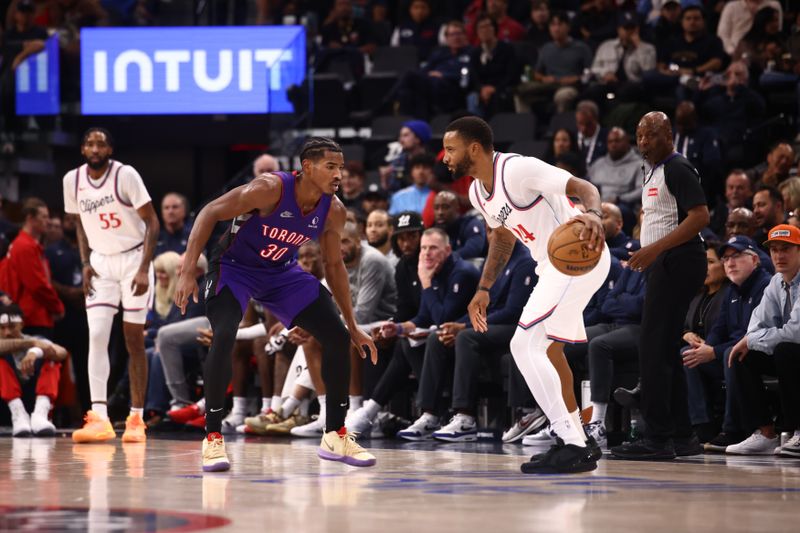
[[72, 411, 116, 443], [122, 413, 147, 443]]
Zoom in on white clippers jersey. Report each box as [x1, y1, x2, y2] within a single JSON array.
[[63, 160, 152, 255], [469, 152, 580, 273]]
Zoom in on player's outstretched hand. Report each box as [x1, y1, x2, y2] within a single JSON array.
[[82, 264, 98, 298], [174, 274, 199, 315], [468, 290, 490, 333], [352, 327, 378, 365], [131, 270, 150, 297], [567, 213, 605, 251]]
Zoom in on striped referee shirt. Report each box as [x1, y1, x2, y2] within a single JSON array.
[[640, 152, 706, 247]]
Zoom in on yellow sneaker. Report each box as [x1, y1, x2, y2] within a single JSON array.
[[244, 410, 282, 435], [122, 413, 147, 443], [318, 427, 376, 467], [72, 411, 116, 443], [202, 432, 230, 472], [266, 414, 309, 435]]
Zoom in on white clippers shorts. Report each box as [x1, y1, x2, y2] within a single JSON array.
[[85, 245, 155, 324], [517, 247, 611, 344]]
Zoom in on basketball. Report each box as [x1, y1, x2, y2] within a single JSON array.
[[547, 221, 602, 276]]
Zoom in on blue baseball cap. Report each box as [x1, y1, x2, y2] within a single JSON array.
[[718, 235, 758, 256]]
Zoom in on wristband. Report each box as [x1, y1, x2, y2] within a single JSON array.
[[586, 208, 602, 219], [82, 261, 91, 267], [478, 286, 490, 292], [29, 347, 44, 359], [397, 323, 404, 336]]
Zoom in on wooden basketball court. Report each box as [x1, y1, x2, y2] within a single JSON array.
[[1, 434, 798, 532]]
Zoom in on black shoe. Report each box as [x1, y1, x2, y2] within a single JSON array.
[[674, 434, 703, 456], [610, 439, 676, 461], [704, 432, 747, 453], [521, 439, 598, 474], [613, 383, 640, 409], [586, 435, 603, 461]]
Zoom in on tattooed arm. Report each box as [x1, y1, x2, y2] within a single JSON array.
[[467, 226, 516, 333]]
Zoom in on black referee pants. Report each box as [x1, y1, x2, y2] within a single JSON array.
[[639, 244, 707, 441]]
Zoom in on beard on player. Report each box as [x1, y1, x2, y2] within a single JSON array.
[[368, 233, 389, 248], [86, 153, 110, 171], [451, 152, 474, 178]]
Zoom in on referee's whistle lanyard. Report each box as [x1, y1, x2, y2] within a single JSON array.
[[642, 152, 680, 187]]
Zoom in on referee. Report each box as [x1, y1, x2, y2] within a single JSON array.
[[611, 112, 710, 460]]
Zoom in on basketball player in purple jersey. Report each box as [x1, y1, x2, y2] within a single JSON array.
[[175, 138, 378, 472]]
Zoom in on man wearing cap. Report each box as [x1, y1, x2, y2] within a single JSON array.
[[726, 225, 800, 457], [682, 236, 771, 452], [0, 303, 68, 437], [380, 120, 432, 193], [361, 183, 390, 216], [389, 152, 436, 216], [391, 211, 424, 323]]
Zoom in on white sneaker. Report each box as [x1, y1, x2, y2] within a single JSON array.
[[290, 415, 326, 438], [221, 411, 246, 434], [725, 430, 778, 455], [397, 413, 440, 441], [11, 409, 32, 437], [584, 421, 607, 449], [344, 407, 373, 438], [30, 411, 56, 437], [502, 408, 547, 443], [521, 424, 557, 446], [202, 432, 230, 472], [779, 434, 800, 457], [318, 428, 376, 467], [433, 414, 478, 442]]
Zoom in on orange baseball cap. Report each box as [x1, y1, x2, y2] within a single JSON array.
[[764, 224, 800, 246]]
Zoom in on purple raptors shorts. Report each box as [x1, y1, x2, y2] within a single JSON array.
[[205, 260, 321, 327]]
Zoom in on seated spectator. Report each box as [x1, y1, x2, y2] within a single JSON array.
[[602, 202, 640, 260], [344, 228, 480, 439], [650, 0, 683, 50], [145, 252, 182, 350], [466, 13, 519, 118], [588, 127, 643, 209], [253, 153, 279, 179], [673, 101, 723, 201], [0, 303, 68, 437], [779, 178, 800, 215], [389, 152, 436, 215], [362, 183, 390, 216], [748, 142, 796, 187], [396, 20, 472, 120], [724, 207, 775, 272], [644, 5, 726, 99], [514, 11, 593, 114], [555, 151, 587, 179], [366, 210, 398, 267], [380, 120, 431, 192], [576, 100, 608, 167], [710, 170, 753, 237], [695, 61, 765, 168], [466, 0, 525, 45], [584, 12, 656, 107], [316, 0, 376, 80], [390, 0, 440, 61], [0, 198, 63, 338], [718, 0, 783, 56], [525, 0, 551, 48], [391, 211, 424, 322], [583, 255, 623, 327], [339, 162, 366, 214], [732, 7, 782, 74], [433, 191, 487, 260], [751, 184, 785, 246], [726, 225, 800, 457], [342, 221, 397, 327], [690, 237, 770, 450], [543, 127, 578, 165], [573, 0, 619, 49], [155, 193, 191, 256]]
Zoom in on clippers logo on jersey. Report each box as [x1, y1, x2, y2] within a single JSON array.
[[80, 194, 116, 214], [496, 203, 512, 227]]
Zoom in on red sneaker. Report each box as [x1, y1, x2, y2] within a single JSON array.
[[168, 403, 203, 424]]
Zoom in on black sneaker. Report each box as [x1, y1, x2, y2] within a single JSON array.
[[610, 439, 676, 461], [674, 434, 703, 456], [521, 440, 598, 474], [613, 383, 640, 409], [704, 432, 747, 453], [586, 436, 603, 461]]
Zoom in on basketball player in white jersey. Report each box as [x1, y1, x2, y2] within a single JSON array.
[[62, 128, 160, 444], [443, 116, 610, 474]]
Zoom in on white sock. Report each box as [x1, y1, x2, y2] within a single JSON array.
[[362, 399, 381, 420], [299, 398, 310, 417], [196, 398, 206, 412], [130, 407, 143, 418], [317, 395, 326, 418], [349, 395, 363, 411], [8, 397, 25, 415], [570, 410, 588, 440], [260, 397, 269, 412], [92, 403, 108, 419], [86, 311, 114, 408], [232, 396, 247, 415], [34, 395, 51, 415], [591, 402, 607, 425], [420, 412, 438, 424], [509, 327, 586, 448], [280, 396, 300, 418], [271, 395, 282, 412]]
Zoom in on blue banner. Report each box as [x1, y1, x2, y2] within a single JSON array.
[[16, 36, 60, 116], [80, 26, 305, 115]]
